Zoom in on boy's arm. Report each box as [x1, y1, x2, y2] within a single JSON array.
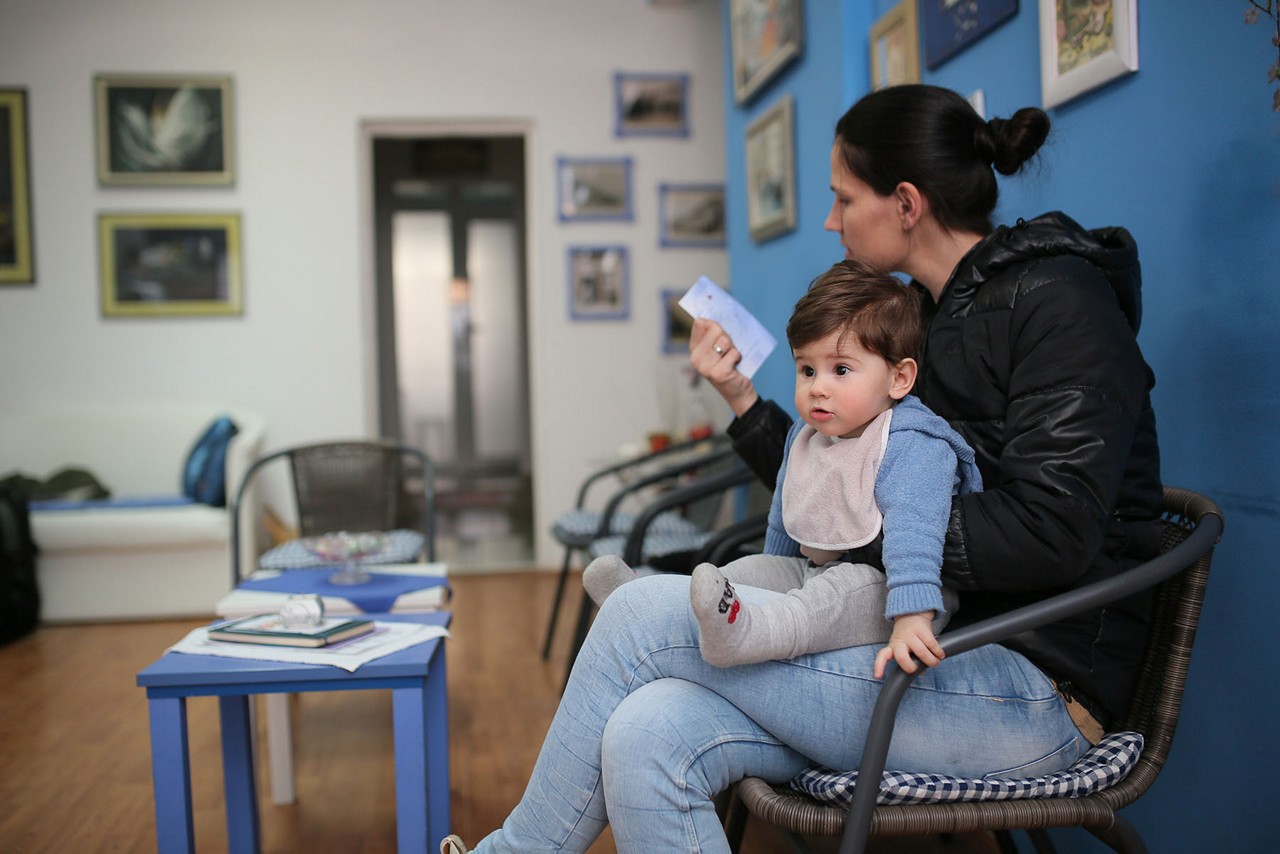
[[875, 428, 956, 619]]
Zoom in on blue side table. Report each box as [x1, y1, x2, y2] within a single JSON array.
[[136, 611, 451, 853]]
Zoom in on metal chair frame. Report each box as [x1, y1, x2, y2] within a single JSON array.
[[727, 486, 1224, 854]]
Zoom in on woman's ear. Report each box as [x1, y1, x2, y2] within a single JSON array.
[[889, 357, 918, 400], [894, 182, 927, 230]]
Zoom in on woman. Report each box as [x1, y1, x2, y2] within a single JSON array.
[[442, 84, 1161, 854]]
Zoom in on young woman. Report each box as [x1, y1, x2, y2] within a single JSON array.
[[442, 84, 1162, 854]]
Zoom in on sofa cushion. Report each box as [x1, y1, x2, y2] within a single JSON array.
[[31, 505, 230, 552]]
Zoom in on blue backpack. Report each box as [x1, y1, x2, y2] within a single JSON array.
[[182, 416, 239, 506]]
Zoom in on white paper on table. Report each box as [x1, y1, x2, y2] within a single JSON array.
[[678, 275, 777, 379], [166, 621, 450, 672]]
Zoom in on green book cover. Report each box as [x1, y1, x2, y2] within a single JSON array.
[[207, 614, 375, 648]]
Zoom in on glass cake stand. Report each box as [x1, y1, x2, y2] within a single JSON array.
[[300, 530, 388, 585]]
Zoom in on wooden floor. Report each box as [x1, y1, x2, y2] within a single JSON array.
[[0, 571, 999, 853]]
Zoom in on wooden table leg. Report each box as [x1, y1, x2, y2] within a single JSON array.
[[147, 695, 195, 854], [219, 695, 261, 853]]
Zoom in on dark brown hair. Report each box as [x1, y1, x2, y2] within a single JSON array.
[[787, 260, 922, 365], [834, 84, 1049, 235]]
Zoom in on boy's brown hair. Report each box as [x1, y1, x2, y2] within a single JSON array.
[[786, 260, 923, 365]]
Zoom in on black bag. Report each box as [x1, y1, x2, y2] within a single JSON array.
[[0, 484, 40, 644]]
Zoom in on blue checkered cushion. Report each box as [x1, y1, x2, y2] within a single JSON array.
[[554, 508, 701, 547], [587, 529, 713, 561], [789, 731, 1143, 807], [258, 529, 425, 569]]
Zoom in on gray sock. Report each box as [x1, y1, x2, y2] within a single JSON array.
[[690, 562, 787, 667], [583, 554, 637, 606]]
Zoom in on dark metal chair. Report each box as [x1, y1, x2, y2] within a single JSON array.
[[542, 434, 734, 659], [228, 439, 436, 585], [726, 486, 1224, 854]]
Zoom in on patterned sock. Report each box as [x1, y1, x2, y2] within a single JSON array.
[[583, 554, 637, 606], [691, 562, 776, 667]]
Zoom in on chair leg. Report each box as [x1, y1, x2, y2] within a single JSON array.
[[1024, 828, 1058, 853], [541, 547, 576, 660], [1087, 816, 1147, 854], [562, 588, 596, 693], [721, 788, 748, 854]]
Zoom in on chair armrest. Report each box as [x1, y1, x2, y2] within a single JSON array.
[[838, 502, 1223, 854], [573, 434, 730, 508], [620, 464, 755, 565], [592, 446, 738, 539], [694, 512, 768, 566]]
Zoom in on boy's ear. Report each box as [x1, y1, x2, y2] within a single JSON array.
[[889, 357, 918, 400]]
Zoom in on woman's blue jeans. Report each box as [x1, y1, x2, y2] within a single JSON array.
[[474, 574, 1088, 853]]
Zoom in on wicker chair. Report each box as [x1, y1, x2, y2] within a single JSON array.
[[726, 486, 1224, 854], [228, 439, 436, 585]]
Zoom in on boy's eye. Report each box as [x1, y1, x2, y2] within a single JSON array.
[[835, 365, 851, 376], [800, 366, 815, 377]]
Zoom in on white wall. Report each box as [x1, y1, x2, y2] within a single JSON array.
[[0, 0, 729, 566]]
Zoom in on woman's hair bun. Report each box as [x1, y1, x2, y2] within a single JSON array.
[[983, 107, 1050, 175]]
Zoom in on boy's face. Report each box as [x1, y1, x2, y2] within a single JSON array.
[[792, 329, 915, 439]]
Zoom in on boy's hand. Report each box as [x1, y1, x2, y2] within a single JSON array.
[[874, 612, 944, 679]]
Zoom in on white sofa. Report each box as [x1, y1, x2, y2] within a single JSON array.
[[0, 404, 265, 622]]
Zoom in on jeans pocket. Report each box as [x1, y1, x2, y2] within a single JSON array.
[[983, 734, 1087, 780]]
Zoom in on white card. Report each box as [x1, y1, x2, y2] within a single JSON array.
[[678, 276, 778, 379]]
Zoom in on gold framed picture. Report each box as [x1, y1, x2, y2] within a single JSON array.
[[1, 88, 34, 284], [870, 0, 921, 91], [99, 212, 243, 317], [94, 73, 235, 186], [729, 0, 804, 104], [745, 94, 796, 244]]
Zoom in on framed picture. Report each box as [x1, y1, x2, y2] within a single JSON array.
[[729, 0, 804, 104], [661, 288, 695, 353], [658, 183, 726, 248], [98, 212, 243, 317], [557, 156, 633, 222], [744, 95, 796, 244], [614, 72, 689, 138], [567, 245, 629, 321], [1039, 0, 1138, 109], [0, 89, 34, 285], [871, 1, 921, 91], [94, 73, 234, 186], [922, 1, 1019, 70]]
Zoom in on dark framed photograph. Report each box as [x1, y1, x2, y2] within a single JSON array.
[[729, 0, 804, 104], [658, 183, 725, 248], [1039, 0, 1138, 109], [567, 245, 629, 321], [744, 95, 796, 244], [614, 72, 689, 137], [0, 88, 34, 284], [661, 288, 695, 353], [99, 212, 243, 317], [557, 156, 633, 222], [922, 1, 1019, 70], [94, 73, 234, 186]]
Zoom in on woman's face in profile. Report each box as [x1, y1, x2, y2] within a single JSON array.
[[823, 144, 907, 275]]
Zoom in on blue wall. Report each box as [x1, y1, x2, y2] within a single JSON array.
[[720, 2, 1279, 850]]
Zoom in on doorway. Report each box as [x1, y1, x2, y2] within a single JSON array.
[[369, 129, 534, 570]]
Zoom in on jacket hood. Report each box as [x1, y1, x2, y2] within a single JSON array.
[[954, 211, 1143, 332]]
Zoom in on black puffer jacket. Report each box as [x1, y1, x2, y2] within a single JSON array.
[[729, 212, 1163, 726]]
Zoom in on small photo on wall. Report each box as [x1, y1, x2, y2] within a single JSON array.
[[614, 72, 689, 137], [568, 245, 629, 321], [659, 183, 726, 248], [94, 74, 234, 186], [661, 288, 695, 353], [558, 156, 633, 222]]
